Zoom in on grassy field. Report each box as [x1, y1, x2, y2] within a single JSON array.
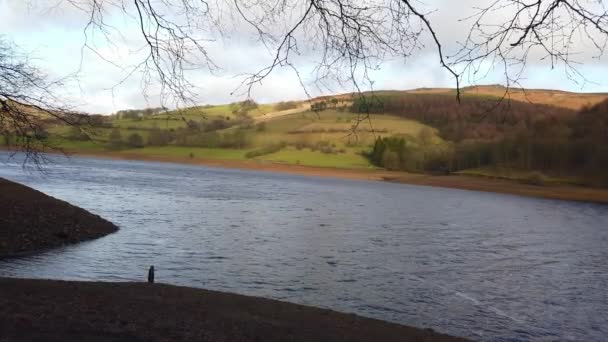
[[46, 137, 108, 152], [120, 146, 250, 160], [252, 111, 440, 147], [44, 86, 607, 172], [46, 105, 442, 169], [259, 147, 373, 168], [155, 103, 275, 120]]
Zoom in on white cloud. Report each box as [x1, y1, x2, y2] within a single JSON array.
[[1, 0, 606, 114]]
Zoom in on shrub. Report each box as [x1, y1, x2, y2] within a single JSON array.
[[35, 129, 49, 140], [67, 127, 90, 141], [148, 127, 172, 146], [240, 99, 258, 110], [2, 134, 12, 146], [245, 142, 286, 158], [417, 127, 434, 145], [382, 150, 400, 170], [108, 128, 122, 149], [203, 118, 232, 132], [176, 131, 221, 147], [522, 171, 547, 186], [320, 146, 335, 154], [127, 133, 144, 148], [274, 101, 298, 111], [186, 120, 201, 130], [311, 101, 328, 111], [231, 99, 259, 117], [219, 129, 249, 149]]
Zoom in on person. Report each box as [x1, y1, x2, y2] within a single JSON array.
[[148, 265, 155, 283]]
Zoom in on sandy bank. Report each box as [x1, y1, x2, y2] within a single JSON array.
[[0, 177, 118, 258], [0, 278, 467, 342]]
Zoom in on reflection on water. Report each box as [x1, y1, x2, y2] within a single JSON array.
[[1, 153, 607, 341]]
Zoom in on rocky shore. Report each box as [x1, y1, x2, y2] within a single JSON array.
[[0, 278, 467, 342], [0, 177, 118, 258]]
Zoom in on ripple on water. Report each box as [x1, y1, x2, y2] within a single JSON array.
[[0, 153, 607, 341]]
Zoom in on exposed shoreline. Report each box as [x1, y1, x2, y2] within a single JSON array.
[[0, 278, 467, 341], [55, 150, 608, 204], [0, 177, 118, 258]]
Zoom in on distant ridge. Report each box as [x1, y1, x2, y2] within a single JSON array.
[[308, 85, 608, 111]]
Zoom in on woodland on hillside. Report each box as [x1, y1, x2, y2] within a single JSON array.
[[358, 95, 608, 186]]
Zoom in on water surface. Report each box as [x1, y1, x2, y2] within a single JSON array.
[[1, 153, 607, 341]]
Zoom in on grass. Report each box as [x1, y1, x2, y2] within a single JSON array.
[[456, 167, 583, 186], [154, 103, 275, 120], [46, 137, 108, 152], [120, 146, 250, 160], [112, 118, 186, 130], [47, 125, 152, 142], [107, 103, 277, 132], [258, 147, 372, 168], [253, 111, 441, 147], [46, 106, 443, 170]]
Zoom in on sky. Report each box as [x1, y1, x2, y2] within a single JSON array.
[[1, 0, 607, 114]]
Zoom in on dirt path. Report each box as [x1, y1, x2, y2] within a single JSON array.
[[254, 104, 310, 122]]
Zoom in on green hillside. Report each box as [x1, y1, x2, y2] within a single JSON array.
[[42, 100, 443, 170], [14, 87, 607, 187]]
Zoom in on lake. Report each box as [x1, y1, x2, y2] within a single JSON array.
[[1, 153, 607, 341]]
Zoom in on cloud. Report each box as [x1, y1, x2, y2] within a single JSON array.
[[1, 0, 606, 113]]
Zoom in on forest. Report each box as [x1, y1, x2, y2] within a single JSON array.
[[359, 95, 608, 186]]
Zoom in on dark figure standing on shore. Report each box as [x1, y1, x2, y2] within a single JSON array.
[[148, 265, 155, 283]]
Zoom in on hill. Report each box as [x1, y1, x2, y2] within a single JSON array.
[[404, 85, 608, 110], [309, 85, 608, 110], [3, 86, 608, 189], [457, 85, 608, 110]]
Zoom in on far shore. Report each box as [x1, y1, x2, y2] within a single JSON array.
[[43, 149, 608, 204]]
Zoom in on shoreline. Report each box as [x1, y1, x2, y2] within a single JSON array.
[[0, 177, 118, 258], [54, 150, 608, 204], [0, 277, 467, 341]]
